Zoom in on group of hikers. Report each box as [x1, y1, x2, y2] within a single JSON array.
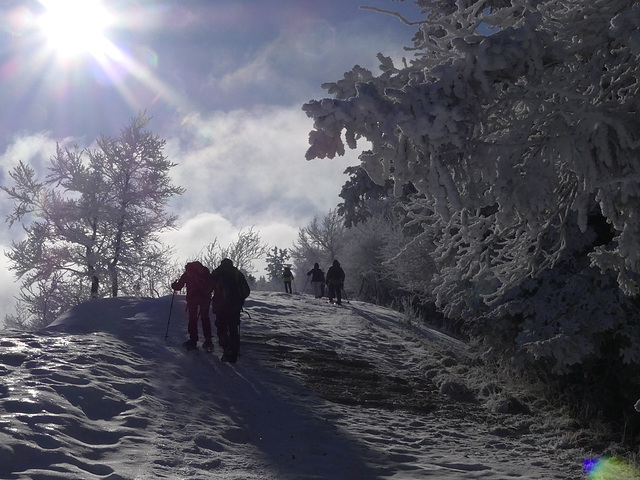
[[171, 258, 345, 363], [171, 258, 250, 363], [284, 260, 346, 305]]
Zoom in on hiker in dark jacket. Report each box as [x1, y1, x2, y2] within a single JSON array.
[[210, 258, 250, 363], [172, 261, 213, 351], [325, 259, 346, 305], [307, 263, 324, 298]]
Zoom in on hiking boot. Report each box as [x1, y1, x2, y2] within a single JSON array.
[[202, 339, 214, 352], [183, 339, 198, 351], [221, 349, 237, 363]]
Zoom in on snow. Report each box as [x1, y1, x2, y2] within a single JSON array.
[[0, 291, 623, 479]]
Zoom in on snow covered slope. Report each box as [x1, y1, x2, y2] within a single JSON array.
[[0, 292, 598, 479]]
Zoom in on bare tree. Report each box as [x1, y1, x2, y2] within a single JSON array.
[[196, 227, 268, 276], [292, 209, 345, 270]]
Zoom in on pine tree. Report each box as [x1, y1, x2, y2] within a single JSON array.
[[265, 247, 290, 283]]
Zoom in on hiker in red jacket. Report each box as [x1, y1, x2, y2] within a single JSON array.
[[172, 261, 214, 351]]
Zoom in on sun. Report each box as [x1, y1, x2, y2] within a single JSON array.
[[37, 0, 114, 58]]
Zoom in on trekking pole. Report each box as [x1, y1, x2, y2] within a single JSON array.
[[164, 290, 176, 341], [341, 285, 350, 303]]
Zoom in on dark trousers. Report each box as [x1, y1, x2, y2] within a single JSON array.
[[187, 297, 211, 342], [328, 284, 342, 303], [215, 308, 241, 356], [284, 281, 292, 293]]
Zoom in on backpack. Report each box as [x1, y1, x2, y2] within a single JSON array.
[[211, 266, 250, 312], [185, 261, 210, 296]]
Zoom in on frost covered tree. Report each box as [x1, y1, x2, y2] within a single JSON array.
[[303, 0, 640, 382], [2, 113, 183, 327], [291, 209, 346, 271], [265, 247, 290, 283], [88, 113, 184, 296], [198, 227, 269, 274], [340, 202, 405, 304], [197, 227, 268, 276]]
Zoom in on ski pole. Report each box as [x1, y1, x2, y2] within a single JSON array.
[[341, 285, 349, 303], [165, 290, 176, 341]]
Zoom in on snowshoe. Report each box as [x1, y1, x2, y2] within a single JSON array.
[[202, 339, 214, 352]]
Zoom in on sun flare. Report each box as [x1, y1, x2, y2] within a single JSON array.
[[37, 0, 113, 58]]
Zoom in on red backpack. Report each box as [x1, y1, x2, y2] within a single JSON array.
[[185, 261, 210, 296]]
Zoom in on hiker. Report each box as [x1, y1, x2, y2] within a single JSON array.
[[326, 259, 346, 305], [283, 266, 294, 294], [210, 258, 251, 363], [171, 261, 214, 351], [307, 263, 325, 298]]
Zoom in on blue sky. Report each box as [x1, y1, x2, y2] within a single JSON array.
[[0, 0, 420, 319]]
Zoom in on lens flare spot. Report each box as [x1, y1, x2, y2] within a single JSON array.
[[584, 457, 640, 480], [6, 6, 34, 35], [141, 48, 158, 69]]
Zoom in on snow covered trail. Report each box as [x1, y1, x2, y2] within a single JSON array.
[[0, 292, 587, 479], [243, 292, 583, 480]]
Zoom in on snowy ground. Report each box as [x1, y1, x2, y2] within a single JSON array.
[[0, 291, 626, 479]]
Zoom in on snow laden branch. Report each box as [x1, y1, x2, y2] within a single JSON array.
[[303, 0, 640, 374]]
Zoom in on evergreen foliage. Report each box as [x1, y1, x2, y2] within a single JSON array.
[[265, 246, 290, 283]]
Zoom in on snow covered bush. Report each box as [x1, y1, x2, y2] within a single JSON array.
[[303, 0, 640, 380]]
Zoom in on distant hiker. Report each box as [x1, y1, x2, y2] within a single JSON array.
[[307, 263, 325, 298], [326, 259, 346, 305], [210, 258, 251, 363], [283, 266, 294, 294], [171, 261, 213, 351]]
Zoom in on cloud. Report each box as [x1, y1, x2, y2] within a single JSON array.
[[156, 104, 362, 275], [158, 211, 238, 261], [162, 103, 359, 228], [158, 213, 299, 278], [0, 131, 60, 177]]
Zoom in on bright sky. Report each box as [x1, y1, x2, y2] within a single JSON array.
[[0, 0, 420, 321]]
